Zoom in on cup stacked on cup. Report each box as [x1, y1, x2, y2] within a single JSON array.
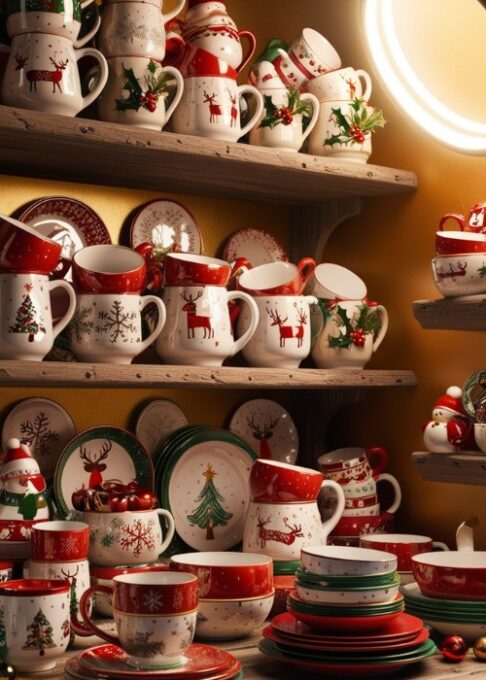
[[1, 0, 108, 116]]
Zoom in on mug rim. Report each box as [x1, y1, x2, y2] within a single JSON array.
[[73, 244, 145, 276], [32, 520, 88, 533], [0, 578, 70, 596], [113, 572, 198, 586]]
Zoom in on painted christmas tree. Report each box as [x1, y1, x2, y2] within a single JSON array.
[[187, 464, 233, 540], [9, 283, 46, 342], [23, 609, 56, 656]]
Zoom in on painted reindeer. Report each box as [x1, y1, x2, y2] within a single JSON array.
[[294, 308, 308, 348], [267, 308, 294, 347], [246, 412, 280, 459], [181, 290, 214, 339], [23, 56, 69, 93], [257, 516, 303, 549], [203, 90, 222, 123], [227, 89, 238, 128], [79, 440, 111, 488], [436, 262, 467, 281]]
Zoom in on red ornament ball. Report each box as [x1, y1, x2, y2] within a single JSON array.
[[440, 635, 467, 662]]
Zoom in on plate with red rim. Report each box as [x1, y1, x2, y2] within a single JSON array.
[[17, 196, 111, 280], [130, 199, 202, 258], [78, 643, 241, 679], [287, 603, 405, 633], [223, 226, 288, 267]]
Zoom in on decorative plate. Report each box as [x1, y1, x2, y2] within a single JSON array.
[[130, 199, 202, 256], [17, 196, 111, 280], [2, 397, 76, 481], [159, 429, 256, 552], [223, 227, 288, 266], [54, 427, 154, 518], [135, 400, 189, 459], [229, 398, 298, 463], [462, 369, 486, 419]]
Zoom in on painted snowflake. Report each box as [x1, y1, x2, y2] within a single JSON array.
[[60, 535, 78, 557], [101, 533, 115, 548], [20, 412, 58, 457], [142, 590, 164, 612], [172, 589, 183, 610], [95, 300, 137, 344], [124, 631, 164, 658], [120, 519, 155, 557]]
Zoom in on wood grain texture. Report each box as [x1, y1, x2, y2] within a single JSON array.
[[0, 361, 416, 389], [0, 105, 417, 204], [413, 296, 486, 331], [412, 451, 486, 485]]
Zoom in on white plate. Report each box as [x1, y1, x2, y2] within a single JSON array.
[[130, 199, 202, 255], [223, 227, 287, 267], [135, 400, 188, 458], [2, 398, 76, 480], [229, 399, 298, 463]]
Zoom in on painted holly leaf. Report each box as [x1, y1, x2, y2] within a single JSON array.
[[478, 264, 486, 278], [324, 97, 386, 147], [259, 88, 312, 129], [356, 304, 382, 334], [147, 59, 158, 74], [331, 106, 350, 132], [260, 95, 280, 129]]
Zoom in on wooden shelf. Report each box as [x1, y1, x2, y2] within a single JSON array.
[[0, 105, 417, 205], [0, 361, 416, 389], [413, 296, 486, 331], [412, 451, 486, 485]]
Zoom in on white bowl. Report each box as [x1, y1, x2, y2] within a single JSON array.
[[474, 423, 486, 454], [432, 253, 486, 297], [196, 592, 275, 640], [422, 618, 486, 642], [295, 582, 399, 605], [300, 546, 397, 576]]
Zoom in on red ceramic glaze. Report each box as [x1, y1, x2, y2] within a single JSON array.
[[0, 214, 62, 274], [250, 459, 324, 502], [72, 245, 149, 294], [238, 257, 316, 297], [435, 230, 486, 256], [31, 521, 90, 562], [0, 578, 70, 596], [344, 494, 378, 509], [176, 43, 238, 78], [331, 512, 391, 538], [318, 447, 388, 485], [113, 573, 198, 614], [360, 535, 434, 572], [0, 518, 48, 542], [164, 252, 250, 287], [288, 606, 403, 633], [439, 201, 486, 235], [412, 560, 486, 600]]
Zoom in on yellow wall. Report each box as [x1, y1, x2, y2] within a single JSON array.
[[1, 1, 485, 547]]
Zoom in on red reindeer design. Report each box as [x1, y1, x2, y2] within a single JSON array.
[[246, 413, 280, 459], [26, 56, 69, 93], [344, 76, 357, 99], [294, 308, 308, 348], [227, 89, 238, 128], [181, 290, 214, 339], [203, 90, 222, 123], [436, 262, 467, 281], [267, 308, 294, 347], [257, 516, 303, 549], [80, 440, 111, 488]]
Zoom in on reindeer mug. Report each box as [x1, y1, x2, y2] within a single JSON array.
[[155, 285, 259, 367], [170, 75, 263, 143], [2, 33, 108, 116]]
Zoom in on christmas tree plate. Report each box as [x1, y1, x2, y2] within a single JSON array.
[[130, 199, 202, 258], [462, 369, 486, 419], [54, 427, 154, 518], [2, 397, 76, 481], [159, 429, 256, 552], [223, 226, 288, 267], [229, 398, 298, 463], [135, 400, 189, 459], [154, 426, 205, 487]]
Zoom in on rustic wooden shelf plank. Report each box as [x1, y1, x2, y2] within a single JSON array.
[[413, 296, 486, 331], [412, 451, 486, 485], [0, 105, 417, 204], [0, 361, 416, 389]]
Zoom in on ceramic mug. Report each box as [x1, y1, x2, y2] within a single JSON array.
[[155, 284, 259, 366], [342, 502, 381, 517], [31, 520, 89, 561], [274, 28, 341, 89], [318, 446, 389, 486], [74, 572, 198, 669], [439, 201, 486, 235], [359, 534, 449, 572], [170, 75, 263, 143], [2, 33, 108, 116], [0, 579, 71, 672], [173, 43, 238, 79], [98, 58, 184, 130], [310, 263, 367, 301], [306, 67, 372, 102], [163, 252, 250, 287], [0, 213, 62, 275], [69, 292, 166, 364], [237, 294, 318, 368], [0, 273, 76, 360], [249, 90, 319, 152], [238, 259, 316, 297], [331, 511, 393, 539], [308, 100, 373, 163]]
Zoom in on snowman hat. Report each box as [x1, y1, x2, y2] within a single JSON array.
[[1, 438, 40, 477], [433, 386, 465, 416]]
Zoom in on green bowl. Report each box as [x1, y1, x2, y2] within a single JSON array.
[[296, 567, 399, 589]]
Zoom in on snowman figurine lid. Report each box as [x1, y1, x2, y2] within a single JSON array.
[[422, 386, 476, 454], [0, 438, 49, 523]]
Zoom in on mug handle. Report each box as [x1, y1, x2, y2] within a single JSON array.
[[375, 473, 402, 515], [236, 30, 257, 74], [319, 479, 345, 538], [439, 213, 465, 231], [300, 93, 320, 142], [74, 10, 101, 48], [138, 296, 166, 354], [161, 66, 184, 124], [72, 585, 119, 642], [49, 280, 76, 337], [365, 446, 388, 477], [297, 257, 317, 290], [237, 85, 264, 139], [370, 304, 389, 353], [355, 69, 372, 101], [432, 541, 449, 551], [227, 291, 259, 356], [156, 508, 176, 555], [76, 47, 109, 111]]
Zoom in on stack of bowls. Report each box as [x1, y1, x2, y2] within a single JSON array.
[[432, 220, 486, 297], [170, 552, 274, 640]]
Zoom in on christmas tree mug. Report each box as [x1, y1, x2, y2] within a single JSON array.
[[0, 579, 71, 672], [0, 273, 76, 360]]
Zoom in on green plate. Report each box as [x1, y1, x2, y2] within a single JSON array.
[[296, 573, 400, 592], [404, 603, 486, 622], [288, 594, 404, 616], [296, 567, 399, 588]]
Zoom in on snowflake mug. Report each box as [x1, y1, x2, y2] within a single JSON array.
[[31, 520, 90, 561], [74, 572, 198, 669], [0, 578, 71, 672], [273, 28, 341, 90], [78, 509, 175, 566], [69, 292, 166, 364], [0, 272, 76, 360], [308, 100, 373, 163]]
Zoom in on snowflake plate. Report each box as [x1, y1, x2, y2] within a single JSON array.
[[53, 426, 154, 518], [135, 400, 189, 459], [229, 398, 298, 464], [223, 226, 288, 267], [2, 397, 76, 481], [130, 199, 202, 257]]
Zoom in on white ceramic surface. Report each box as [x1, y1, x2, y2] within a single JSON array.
[[475, 423, 486, 454], [295, 581, 400, 605], [275, 28, 341, 89], [223, 227, 288, 267], [23, 558, 91, 620], [130, 199, 202, 254], [311, 263, 367, 300], [308, 101, 373, 162], [135, 399, 188, 458], [300, 545, 397, 576], [432, 253, 486, 296], [196, 593, 274, 640], [306, 67, 372, 102]]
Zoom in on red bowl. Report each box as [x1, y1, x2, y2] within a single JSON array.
[[31, 521, 90, 562], [0, 213, 62, 274], [170, 552, 273, 599], [412, 551, 486, 600], [72, 245, 147, 293], [435, 230, 486, 256], [250, 459, 324, 502]]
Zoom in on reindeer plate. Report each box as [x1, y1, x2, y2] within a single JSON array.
[[135, 399, 189, 459], [130, 199, 202, 257], [53, 426, 154, 519], [223, 227, 288, 267], [2, 397, 76, 481], [229, 399, 298, 464]]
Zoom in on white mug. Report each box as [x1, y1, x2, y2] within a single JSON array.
[[274, 28, 341, 89], [306, 67, 372, 102], [308, 100, 373, 163]]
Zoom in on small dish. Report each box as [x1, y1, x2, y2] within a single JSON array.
[[223, 226, 287, 266], [135, 400, 188, 459], [130, 199, 202, 256]]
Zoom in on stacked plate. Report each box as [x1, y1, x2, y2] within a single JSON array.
[[154, 426, 257, 556]]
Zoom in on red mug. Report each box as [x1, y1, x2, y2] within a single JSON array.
[[331, 511, 395, 538], [435, 229, 486, 256], [163, 251, 250, 287], [31, 520, 90, 562], [359, 533, 449, 572], [250, 459, 326, 503], [0, 213, 62, 275], [238, 258, 316, 297], [439, 201, 486, 235], [317, 446, 388, 485]]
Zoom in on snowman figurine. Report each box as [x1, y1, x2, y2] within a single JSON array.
[[423, 386, 476, 453], [0, 438, 49, 522]]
